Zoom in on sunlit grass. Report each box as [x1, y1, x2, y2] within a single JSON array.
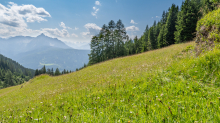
[[3, 41, 220, 122]]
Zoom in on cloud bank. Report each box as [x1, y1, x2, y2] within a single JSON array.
[[81, 23, 101, 37], [0, 2, 78, 39]]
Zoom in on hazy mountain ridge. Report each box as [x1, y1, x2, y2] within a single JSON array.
[[0, 34, 90, 71]]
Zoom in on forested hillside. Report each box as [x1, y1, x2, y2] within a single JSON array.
[[88, 0, 219, 65], [0, 54, 34, 89]]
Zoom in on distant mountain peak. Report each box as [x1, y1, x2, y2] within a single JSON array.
[[38, 33, 47, 37]]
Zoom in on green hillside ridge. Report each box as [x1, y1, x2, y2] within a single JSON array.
[[2, 41, 220, 122], [0, 54, 34, 89]]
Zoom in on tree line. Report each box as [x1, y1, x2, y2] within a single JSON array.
[[0, 54, 34, 89], [88, 0, 219, 65], [35, 66, 73, 76]]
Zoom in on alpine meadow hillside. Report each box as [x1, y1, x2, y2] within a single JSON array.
[[1, 0, 220, 122]]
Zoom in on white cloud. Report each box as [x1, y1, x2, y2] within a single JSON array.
[[91, 7, 99, 18], [71, 33, 78, 37], [60, 22, 66, 28], [0, 2, 51, 28], [81, 23, 101, 37], [95, 1, 101, 6], [130, 20, 137, 24], [156, 16, 160, 18], [59, 22, 72, 29], [0, 2, 81, 42], [0, 2, 52, 38], [42, 28, 70, 38], [126, 26, 139, 31], [92, 1, 101, 18]]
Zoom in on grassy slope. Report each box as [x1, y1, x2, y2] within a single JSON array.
[[1, 41, 220, 122]]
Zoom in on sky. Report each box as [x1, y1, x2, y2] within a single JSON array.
[[0, 0, 183, 49]]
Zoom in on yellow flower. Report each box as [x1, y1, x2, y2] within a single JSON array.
[[131, 79, 133, 82]]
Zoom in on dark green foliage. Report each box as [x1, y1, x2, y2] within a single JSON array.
[[42, 65, 46, 74], [134, 36, 142, 53], [148, 27, 157, 50], [35, 69, 39, 76], [174, 0, 200, 43], [88, 20, 129, 65], [163, 4, 179, 46], [55, 68, 61, 76], [157, 25, 165, 48], [88, 0, 217, 66], [0, 54, 34, 89]]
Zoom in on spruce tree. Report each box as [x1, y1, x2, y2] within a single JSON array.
[[42, 65, 46, 74], [157, 25, 165, 48], [55, 68, 60, 76], [175, 0, 199, 43], [163, 4, 179, 46], [108, 20, 116, 58], [148, 27, 157, 50], [35, 69, 39, 76]]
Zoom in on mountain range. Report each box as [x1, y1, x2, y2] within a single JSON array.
[[0, 34, 90, 71]]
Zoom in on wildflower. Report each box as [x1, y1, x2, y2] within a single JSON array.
[[131, 79, 133, 82], [29, 111, 32, 113], [64, 116, 67, 119], [160, 93, 164, 97], [128, 121, 131, 123]]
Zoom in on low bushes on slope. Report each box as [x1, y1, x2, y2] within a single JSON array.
[[196, 8, 220, 55]]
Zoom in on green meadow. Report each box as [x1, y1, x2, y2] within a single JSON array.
[[2, 41, 220, 122]]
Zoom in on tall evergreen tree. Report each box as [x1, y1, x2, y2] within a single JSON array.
[[115, 19, 127, 57], [4, 70, 15, 87], [157, 25, 165, 48], [42, 65, 46, 74], [148, 27, 157, 50], [108, 20, 116, 59], [55, 68, 60, 76], [163, 4, 179, 46], [35, 69, 39, 76], [175, 0, 199, 43]]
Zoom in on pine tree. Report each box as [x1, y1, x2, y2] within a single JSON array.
[[51, 68, 54, 76], [55, 68, 60, 76], [175, 0, 199, 43], [35, 69, 39, 76], [42, 65, 46, 74], [115, 19, 127, 57], [157, 25, 165, 48], [163, 4, 179, 46], [148, 27, 157, 50], [134, 36, 142, 53], [4, 70, 15, 87], [108, 20, 116, 59], [88, 36, 99, 65], [142, 25, 150, 51]]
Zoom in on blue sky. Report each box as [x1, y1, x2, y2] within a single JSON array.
[[0, 0, 183, 49]]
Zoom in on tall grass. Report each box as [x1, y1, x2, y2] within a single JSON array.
[[2, 42, 220, 122]]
